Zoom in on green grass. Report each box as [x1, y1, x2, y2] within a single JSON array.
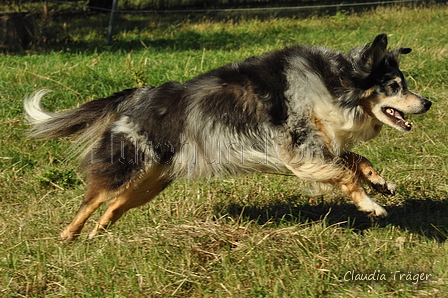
[[1, 4, 448, 297]]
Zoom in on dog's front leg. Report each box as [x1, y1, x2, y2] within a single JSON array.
[[279, 147, 388, 217], [337, 177, 388, 217], [341, 151, 397, 195]]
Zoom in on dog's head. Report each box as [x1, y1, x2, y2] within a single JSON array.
[[350, 34, 432, 131]]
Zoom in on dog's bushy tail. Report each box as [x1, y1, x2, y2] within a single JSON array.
[[24, 89, 135, 139], [24, 89, 139, 159]]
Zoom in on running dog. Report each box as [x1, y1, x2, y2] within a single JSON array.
[[24, 34, 431, 241]]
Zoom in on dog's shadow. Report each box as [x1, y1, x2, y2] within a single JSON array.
[[214, 196, 448, 242]]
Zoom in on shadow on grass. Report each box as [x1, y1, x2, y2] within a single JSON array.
[[215, 196, 448, 242]]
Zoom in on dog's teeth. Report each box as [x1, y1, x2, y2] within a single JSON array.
[[405, 121, 412, 127], [386, 108, 394, 115]]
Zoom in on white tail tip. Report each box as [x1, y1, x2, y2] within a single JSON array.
[[24, 89, 55, 124]]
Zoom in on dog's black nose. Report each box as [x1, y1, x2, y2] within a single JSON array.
[[423, 99, 432, 111]]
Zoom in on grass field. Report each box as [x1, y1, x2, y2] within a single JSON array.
[[1, 3, 448, 297]]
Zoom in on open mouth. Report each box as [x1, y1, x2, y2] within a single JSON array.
[[382, 107, 412, 131]]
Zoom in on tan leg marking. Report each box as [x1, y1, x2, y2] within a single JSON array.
[[88, 175, 170, 239], [338, 177, 388, 217], [60, 187, 112, 242], [279, 146, 388, 217], [342, 152, 396, 195]]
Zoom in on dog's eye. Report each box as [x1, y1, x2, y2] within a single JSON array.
[[389, 82, 400, 92]]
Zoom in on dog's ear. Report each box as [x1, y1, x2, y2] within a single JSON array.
[[386, 47, 412, 68], [367, 33, 389, 70], [350, 33, 388, 78]]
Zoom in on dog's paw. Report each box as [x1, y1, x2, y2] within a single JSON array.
[[60, 229, 79, 242], [357, 197, 388, 218], [88, 224, 106, 240], [372, 180, 397, 195], [371, 180, 397, 195]]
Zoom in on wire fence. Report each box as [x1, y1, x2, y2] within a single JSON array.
[[40, 0, 425, 44], [0, 0, 433, 49], [46, 0, 424, 13]]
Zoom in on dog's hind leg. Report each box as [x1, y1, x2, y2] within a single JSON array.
[[60, 185, 113, 242], [88, 168, 171, 239], [341, 152, 397, 195]]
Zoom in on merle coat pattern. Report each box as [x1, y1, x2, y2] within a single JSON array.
[[24, 34, 431, 241]]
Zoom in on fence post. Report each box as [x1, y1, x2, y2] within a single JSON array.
[[106, 0, 119, 45]]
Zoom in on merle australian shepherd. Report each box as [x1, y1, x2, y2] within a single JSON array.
[[24, 34, 431, 241]]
